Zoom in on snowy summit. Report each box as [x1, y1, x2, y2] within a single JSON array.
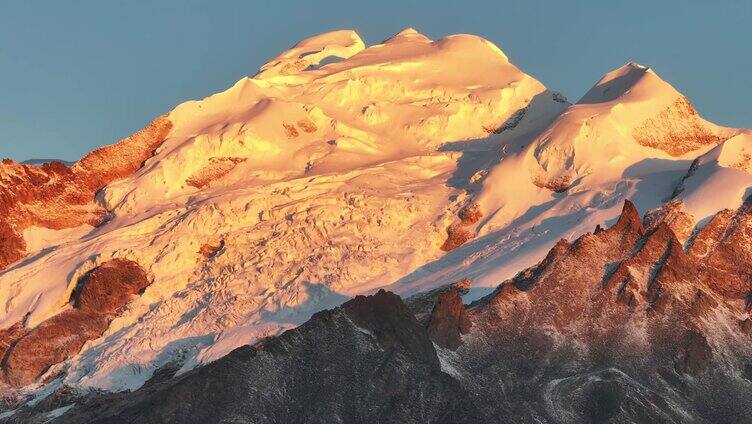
[[0, 28, 751, 422]]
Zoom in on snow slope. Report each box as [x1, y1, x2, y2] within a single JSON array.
[[391, 62, 745, 298], [0, 29, 749, 395], [673, 133, 752, 222], [0, 28, 559, 392]]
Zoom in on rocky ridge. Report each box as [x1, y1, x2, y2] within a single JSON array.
[[0, 116, 172, 270], [6, 200, 752, 423], [0, 28, 751, 423]]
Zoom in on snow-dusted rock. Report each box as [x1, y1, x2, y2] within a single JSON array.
[[0, 27, 750, 402]]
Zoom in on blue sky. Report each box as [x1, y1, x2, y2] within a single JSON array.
[[1, 1, 750, 161]]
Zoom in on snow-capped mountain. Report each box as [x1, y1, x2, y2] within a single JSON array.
[[1, 28, 751, 422], [0, 28, 558, 392]]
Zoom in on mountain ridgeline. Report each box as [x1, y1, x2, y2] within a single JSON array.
[[0, 28, 751, 423]]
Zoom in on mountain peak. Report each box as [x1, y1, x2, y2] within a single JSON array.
[[578, 60, 663, 104], [623, 60, 649, 70], [0, 28, 550, 391], [3, 29, 750, 421], [384, 27, 431, 44], [257, 29, 365, 78], [395, 27, 420, 36]]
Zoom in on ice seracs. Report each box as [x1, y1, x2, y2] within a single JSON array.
[[0, 29, 555, 392], [103, 28, 546, 216], [0, 28, 750, 399]]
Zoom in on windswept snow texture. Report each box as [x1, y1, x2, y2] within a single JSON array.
[[395, 62, 746, 297], [0, 29, 559, 391], [0, 28, 749, 394]]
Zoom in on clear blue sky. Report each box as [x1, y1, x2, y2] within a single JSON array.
[[1, 1, 750, 161]]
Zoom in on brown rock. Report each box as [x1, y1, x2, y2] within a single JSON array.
[[480, 200, 726, 344], [532, 174, 572, 192], [688, 209, 733, 257], [458, 204, 482, 225], [0, 323, 26, 361], [440, 224, 474, 252], [633, 96, 725, 156], [608, 200, 644, 238], [643, 200, 695, 243], [427, 288, 471, 349], [185, 157, 246, 189], [72, 258, 150, 314], [440, 204, 483, 251], [0, 115, 172, 271], [297, 119, 317, 133], [688, 290, 718, 318], [673, 330, 712, 375], [283, 123, 299, 138], [451, 278, 472, 294], [739, 318, 752, 336], [198, 240, 225, 259], [1, 259, 151, 387], [2, 310, 109, 387], [73, 115, 173, 191], [0, 221, 25, 272], [697, 206, 752, 299]]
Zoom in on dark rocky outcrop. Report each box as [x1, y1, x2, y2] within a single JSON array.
[[7, 201, 752, 423], [462, 200, 752, 422], [20, 290, 485, 424], [427, 287, 471, 349], [673, 330, 712, 375]]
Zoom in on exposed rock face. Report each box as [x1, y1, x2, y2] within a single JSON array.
[[686, 199, 752, 300], [343, 291, 440, 366], [0, 221, 25, 273], [427, 287, 471, 349], [71, 259, 151, 313], [633, 96, 726, 156], [440, 224, 474, 252], [0, 324, 25, 363], [405, 278, 471, 326], [8, 201, 752, 423], [0, 259, 150, 387], [185, 157, 246, 189], [643, 199, 695, 243], [464, 200, 752, 422], [0, 116, 172, 271], [532, 173, 572, 192], [2, 311, 110, 387], [674, 330, 712, 375], [688, 208, 734, 258], [198, 240, 224, 259], [27, 290, 485, 424], [457, 204, 482, 225], [440, 204, 483, 251]]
